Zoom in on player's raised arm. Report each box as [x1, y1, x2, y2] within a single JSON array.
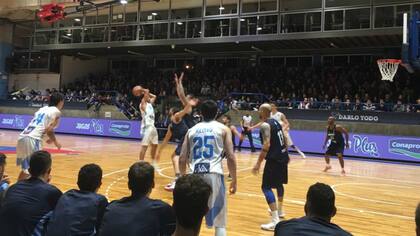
[[140, 88, 150, 111], [252, 122, 271, 175], [179, 131, 190, 175], [148, 92, 157, 105], [173, 103, 193, 123], [224, 127, 237, 194], [174, 72, 188, 106]]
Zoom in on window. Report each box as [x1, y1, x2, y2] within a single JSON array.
[[205, 19, 238, 37], [138, 23, 168, 40], [206, 0, 238, 16], [258, 15, 278, 34], [396, 5, 410, 27], [325, 10, 344, 31], [171, 21, 186, 38], [85, 7, 110, 25], [112, 4, 125, 23], [282, 13, 304, 33], [306, 12, 321, 32], [59, 29, 82, 44], [325, 0, 370, 7], [35, 31, 57, 45], [240, 16, 257, 35], [345, 8, 370, 29], [84, 27, 109, 43], [375, 6, 394, 28], [111, 25, 137, 41], [281, 0, 322, 11], [187, 21, 202, 38], [125, 3, 138, 22], [242, 0, 277, 13]]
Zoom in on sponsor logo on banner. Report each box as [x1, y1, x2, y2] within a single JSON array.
[[14, 116, 25, 129], [1, 118, 14, 126], [389, 139, 420, 159], [353, 135, 379, 157], [332, 112, 379, 122], [91, 119, 104, 135], [76, 123, 90, 130], [109, 122, 131, 136]]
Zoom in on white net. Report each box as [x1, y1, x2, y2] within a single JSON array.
[[377, 59, 401, 82]]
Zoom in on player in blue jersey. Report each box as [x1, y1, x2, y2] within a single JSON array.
[[179, 100, 237, 236], [323, 116, 349, 175], [155, 72, 199, 191], [252, 103, 290, 231]]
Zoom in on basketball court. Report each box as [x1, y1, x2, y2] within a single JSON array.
[[1, 130, 418, 236]]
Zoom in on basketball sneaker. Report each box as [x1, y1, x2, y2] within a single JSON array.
[[164, 181, 176, 192], [323, 165, 332, 172], [267, 209, 286, 218], [261, 210, 280, 231]]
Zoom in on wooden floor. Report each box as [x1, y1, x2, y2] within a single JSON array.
[[1, 130, 419, 236]]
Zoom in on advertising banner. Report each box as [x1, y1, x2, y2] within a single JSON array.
[[233, 126, 420, 163], [0, 113, 419, 162], [0, 114, 141, 139]]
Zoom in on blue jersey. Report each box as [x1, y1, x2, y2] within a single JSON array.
[[0, 178, 62, 236], [265, 118, 289, 163], [170, 119, 189, 141], [46, 190, 108, 236]]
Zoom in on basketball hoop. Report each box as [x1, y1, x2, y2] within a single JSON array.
[[377, 59, 401, 82]]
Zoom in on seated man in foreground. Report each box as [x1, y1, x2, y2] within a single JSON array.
[[99, 162, 175, 236], [46, 164, 108, 236], [275, 182, 352, 236]]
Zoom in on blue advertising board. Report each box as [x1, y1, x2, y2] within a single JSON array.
[[0, 113, 419, 162]]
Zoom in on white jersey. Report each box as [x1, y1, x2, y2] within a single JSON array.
[[21, 106, 61, 140], [271, 111, 285, 127], [242, 115, 252, 128], [188, 121, 226, 175], [141, 102, 155, 129]]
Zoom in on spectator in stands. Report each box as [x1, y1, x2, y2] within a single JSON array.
[[363, 99, 376, 111], [377, 99, 386, 112], [274, 182, 351, 236], [416, 202, 420, 236], [414, 98, 420, 113], [393, 100, 406, 112], [341, 99, 352, 111], [99, 162, 175, 236], [0, 151, 62, 236], [353, 99, 362, 111], [46, 164, 108, 236], [0, 153, 9, 205], [172, 175, 212, 236]]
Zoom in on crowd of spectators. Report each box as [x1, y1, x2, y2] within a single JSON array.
[[0, 151, 418, 236], [8, 64, 420, 115]]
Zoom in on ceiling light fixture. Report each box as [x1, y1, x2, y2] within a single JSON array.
[[74, 18, 81, 22], [120, 0, 128, 4]]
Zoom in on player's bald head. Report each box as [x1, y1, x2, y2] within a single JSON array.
[[259, 103, 272, 119]]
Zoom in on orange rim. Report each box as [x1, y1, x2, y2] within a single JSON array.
[[377, 59, 401, 64]]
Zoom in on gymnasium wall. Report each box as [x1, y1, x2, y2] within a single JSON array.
[[8, 73, 60, 92], [0, 24, 14, 99], [60, 56, 108, 85]]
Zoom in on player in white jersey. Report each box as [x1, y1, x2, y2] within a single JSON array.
[[270, 104, 306, 159], [179, 100, 237, 236], [132, 86, 158, 165], [16, 92, 64, 180]]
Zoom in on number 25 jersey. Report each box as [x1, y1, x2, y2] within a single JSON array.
[[188, 121, 226, 175], [20, 106, 61, 140]]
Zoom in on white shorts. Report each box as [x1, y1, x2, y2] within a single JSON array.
[[16, 136, 42, 171], [199, 173, 226, 228], [284, 131, 294, 146], [141, 127, 158, 146]]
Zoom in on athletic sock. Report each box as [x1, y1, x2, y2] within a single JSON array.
[[270, 210, 280, 222], [215, 227, 226, 236]]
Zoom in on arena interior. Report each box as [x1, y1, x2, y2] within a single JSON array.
[[0, 0, 419, 236]]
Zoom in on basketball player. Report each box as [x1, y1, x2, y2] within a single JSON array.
[[132, 86, 158, 165], [323, 116, 349, 175], [252, 103, 289, 231], [179, 100, 237, 236], [221, 114, 240, 151], [156, 72, 199, 191], [238, 113, 256, 152], [270, 104, 306, 158], [16, 92, 64, 180]]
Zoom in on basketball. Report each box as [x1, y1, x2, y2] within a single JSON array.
[[132, 86, 142, 97]]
